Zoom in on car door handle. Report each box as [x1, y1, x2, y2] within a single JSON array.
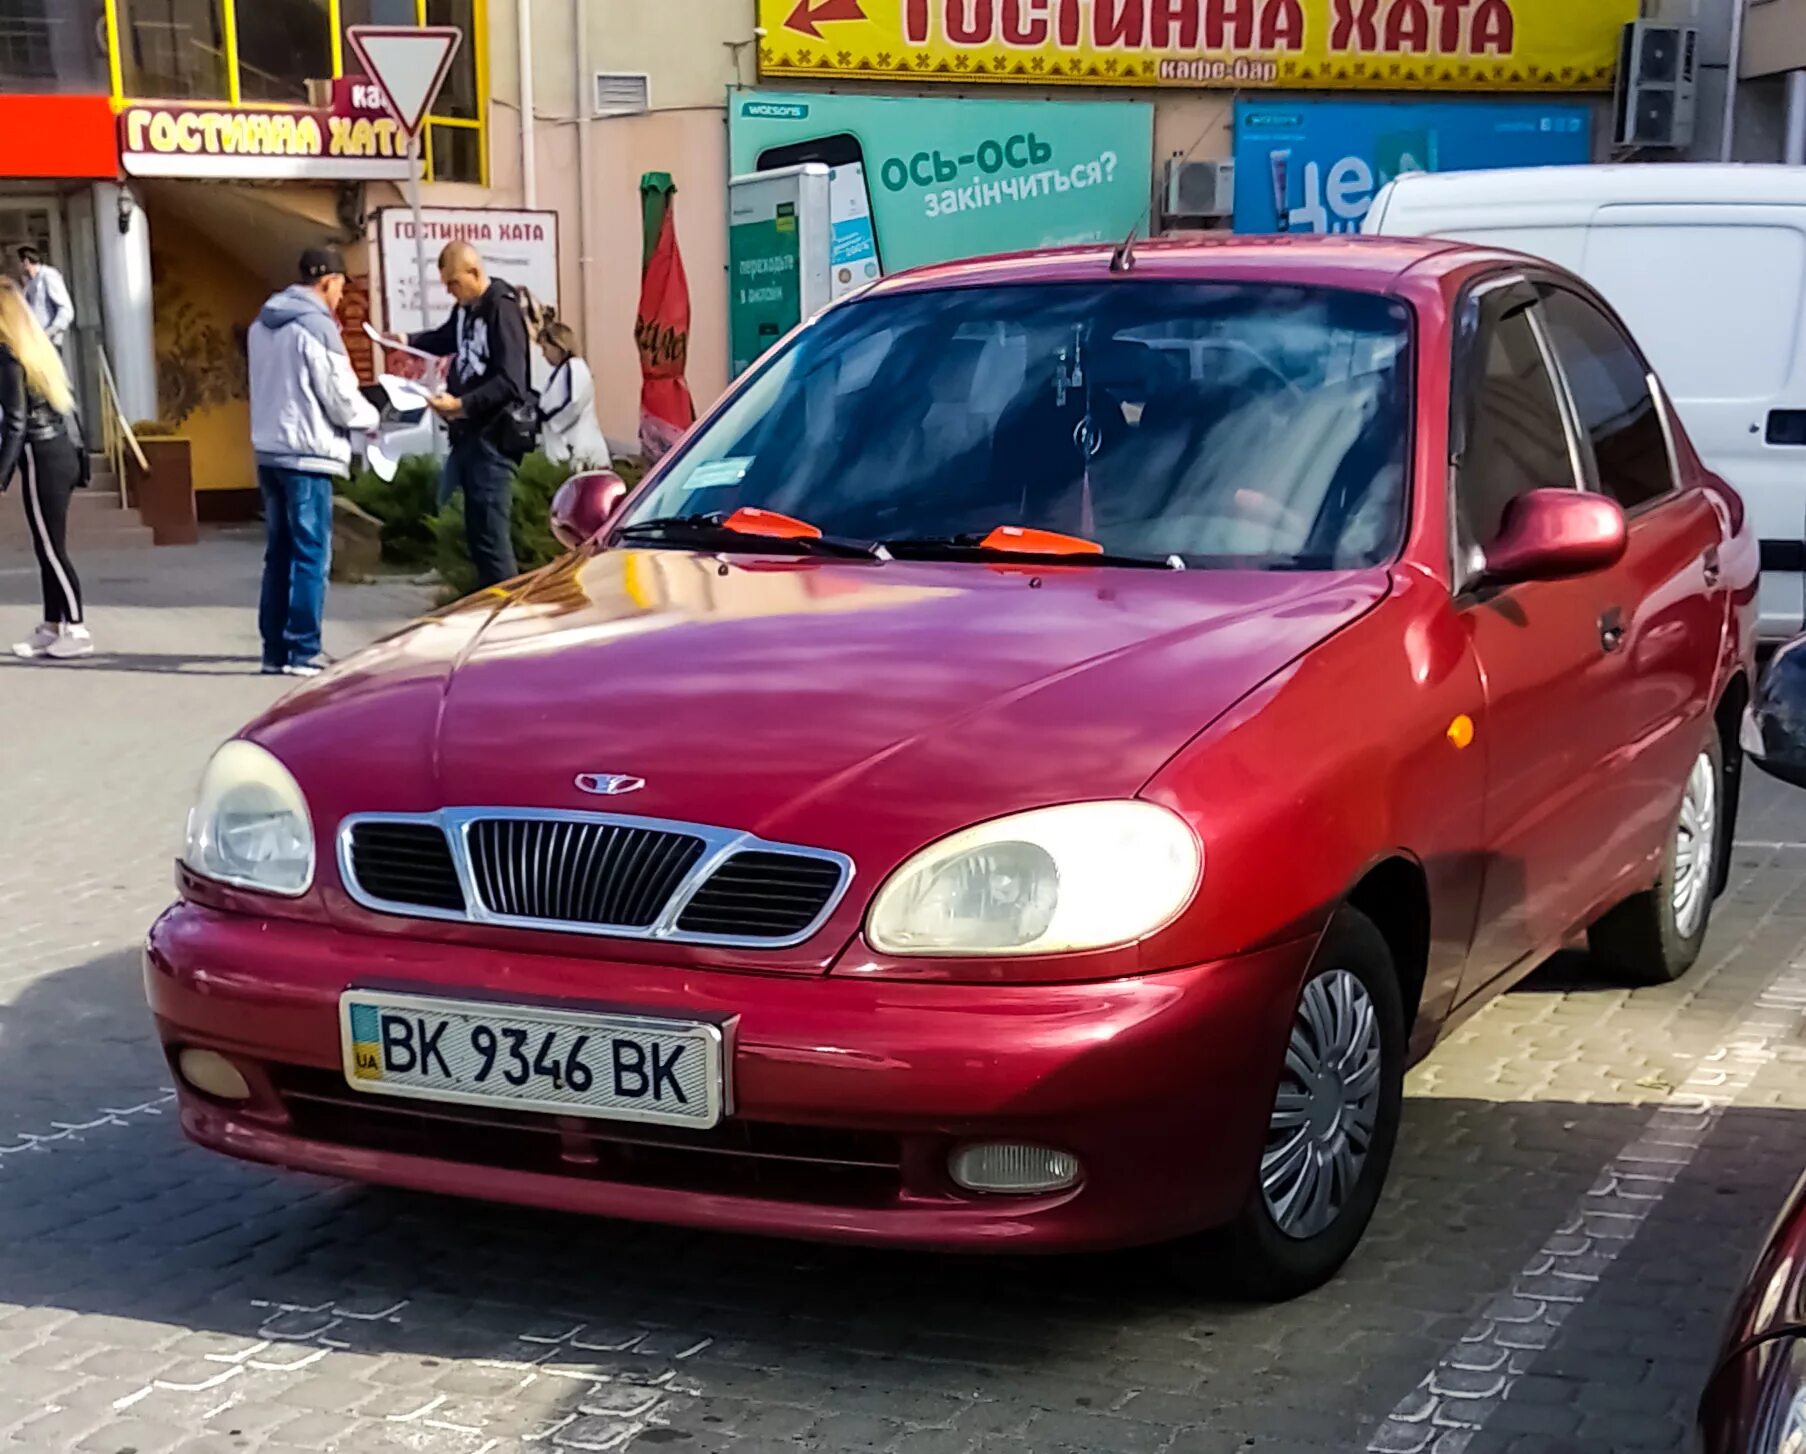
[[1599, 608, 1626, 654], [1703, 547, 1722, 587]]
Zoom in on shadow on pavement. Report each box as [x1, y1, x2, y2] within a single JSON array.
[[0, 944, 1801, 1451], [0, 652, 264, 677], [1514, 948, 1623, 995]]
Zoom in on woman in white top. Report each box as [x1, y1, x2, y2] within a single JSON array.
[[537, 320, 608, 467]]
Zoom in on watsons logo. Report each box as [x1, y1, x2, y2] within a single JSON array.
[[742, 101, 810, 119]]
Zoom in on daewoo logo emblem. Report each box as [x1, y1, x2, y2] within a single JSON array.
[[574, 773, 646, 797]]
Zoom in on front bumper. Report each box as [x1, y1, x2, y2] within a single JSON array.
[[145, 902, 1310, 1252]]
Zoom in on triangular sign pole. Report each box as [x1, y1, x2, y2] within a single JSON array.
[[346, 25, 463, 392], [346, 25, 462, 137]]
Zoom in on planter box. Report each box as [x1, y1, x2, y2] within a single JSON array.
[[126, 437, 198, 546]]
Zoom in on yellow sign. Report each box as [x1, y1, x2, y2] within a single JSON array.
[[758, 0, 1636, 90], [120, 96, 412, 181]]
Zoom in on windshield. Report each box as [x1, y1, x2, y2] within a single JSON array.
[[628, 282, 1413, 569]]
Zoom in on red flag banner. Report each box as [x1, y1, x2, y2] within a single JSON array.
[[635, 172, 696, 465]]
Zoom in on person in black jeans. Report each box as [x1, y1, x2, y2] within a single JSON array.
[[0, 279, 90, 661], [394, 241, 535, 589]]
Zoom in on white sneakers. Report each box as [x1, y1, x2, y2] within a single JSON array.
[[12, 623, 56, 658], [12, 623, 93, 661]]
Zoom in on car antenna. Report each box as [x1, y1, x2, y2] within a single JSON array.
[[1109, 110, 1228, 276], [1109, 226, 1138, 274]]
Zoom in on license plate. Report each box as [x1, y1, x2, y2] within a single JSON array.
[[338, 991, 725, 1129]]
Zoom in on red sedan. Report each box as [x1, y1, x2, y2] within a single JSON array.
[[148, 237, 1755, 1299]]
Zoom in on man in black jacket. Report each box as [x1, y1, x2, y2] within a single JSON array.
[[403, 240, 535, 588]]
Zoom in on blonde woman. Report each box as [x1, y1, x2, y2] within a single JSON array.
[[537, 319, 608, 468], [0, 280, 88, 660]]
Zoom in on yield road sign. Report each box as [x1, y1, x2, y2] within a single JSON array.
[[346, 25, 463, 138]]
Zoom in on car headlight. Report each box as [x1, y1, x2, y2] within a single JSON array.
[[182, 740, 315, 896], [866, 801, 1200, 956]]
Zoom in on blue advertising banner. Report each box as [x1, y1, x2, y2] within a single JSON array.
[[1233, 98, 1592, 235]]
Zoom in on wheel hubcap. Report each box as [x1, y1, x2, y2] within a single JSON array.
[[1672, 750, 1717, 940], [1261, 968, 1383, 1241]]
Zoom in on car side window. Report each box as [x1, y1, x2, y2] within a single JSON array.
[[1455, 287, 1577, 563], [1536, 286, 1674, 511]]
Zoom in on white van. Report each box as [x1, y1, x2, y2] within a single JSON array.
[[1365, 163, 1806, 640]]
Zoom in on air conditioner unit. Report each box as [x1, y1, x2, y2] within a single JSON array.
[[594, 72, 651, 118], [1162, 158, 1235, 224], [1614, 20, 1698, 148]]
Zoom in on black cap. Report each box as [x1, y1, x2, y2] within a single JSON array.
[[298, 245, 347, 282]]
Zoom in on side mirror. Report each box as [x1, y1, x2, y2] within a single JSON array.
[[1746, 640, 1806, 789], [1480, 489, 1627, 589], [549, 469, 628, 549]]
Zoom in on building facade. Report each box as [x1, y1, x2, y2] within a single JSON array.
[[3, 0, 1741, 504], [0, 0, 508, 511], [510, 0, 1652, 447], [1738, 0, 1806, 160]]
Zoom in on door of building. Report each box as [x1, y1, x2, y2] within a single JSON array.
[[0, 193, 97, 428]]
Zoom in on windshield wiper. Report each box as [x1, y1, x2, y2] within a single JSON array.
[[614, 512, 889, 561], [882, 533, 1184, 571]]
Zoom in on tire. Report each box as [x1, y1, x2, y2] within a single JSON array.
[[1588, 733, 1723, 986], [1181, 906, 1406, 1301]]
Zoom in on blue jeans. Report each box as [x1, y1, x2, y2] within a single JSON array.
[[257, 466, 333, 668], [441, 438, 517, 589]]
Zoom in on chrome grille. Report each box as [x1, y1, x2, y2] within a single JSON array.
[[467, 818, 706, 928], [676, 852, 845, 939], [346, 821, 465, 913], [338, 810, 853, 948]]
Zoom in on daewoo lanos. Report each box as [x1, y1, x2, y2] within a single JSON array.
[[1698, 687, 1806, 1451], [148, 238, 1755, 1298]]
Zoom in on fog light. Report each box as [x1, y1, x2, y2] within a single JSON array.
[[948, 1142, 1081, 1194], [178, 1048, 251, 1101]]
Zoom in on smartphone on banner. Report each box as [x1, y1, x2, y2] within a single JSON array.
[[757, 133, 883, 301]]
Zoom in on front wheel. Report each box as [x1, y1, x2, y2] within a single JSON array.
[[1181, 906, 1406, 1300], [1589, 735, 1722, 986]]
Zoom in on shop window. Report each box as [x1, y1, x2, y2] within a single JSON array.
[[339, 0, 419, 64], [117, 0, 230, 100], [236, 0, 331, 104], [428, 122, 482, 185], [424, 0, 478, 119], [0, 0, 108, 93]]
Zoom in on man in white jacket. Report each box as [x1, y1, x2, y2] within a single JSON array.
[[18, 246, 73, 349], [247, 246, 378, 677]]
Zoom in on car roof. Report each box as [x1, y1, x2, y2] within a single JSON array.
[[864, 234, 1493, 298], [1379, 161, 1806, 210]]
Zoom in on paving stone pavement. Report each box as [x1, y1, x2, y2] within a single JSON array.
[[4, 530, 1806, 1453]]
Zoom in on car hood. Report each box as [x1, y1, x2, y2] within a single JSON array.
[[256, 548, 1387, 861]]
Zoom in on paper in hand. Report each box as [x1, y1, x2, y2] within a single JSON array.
[[364, 322, 440, 362], [364, 438, 400, 483], [378, 373, 434, 410]]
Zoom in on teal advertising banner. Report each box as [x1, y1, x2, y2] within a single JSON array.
[[728, 89, 1154, 288]]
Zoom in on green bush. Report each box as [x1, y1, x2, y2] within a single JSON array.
[[345, 449, 647, 599], [341, 454, 445, 571]]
